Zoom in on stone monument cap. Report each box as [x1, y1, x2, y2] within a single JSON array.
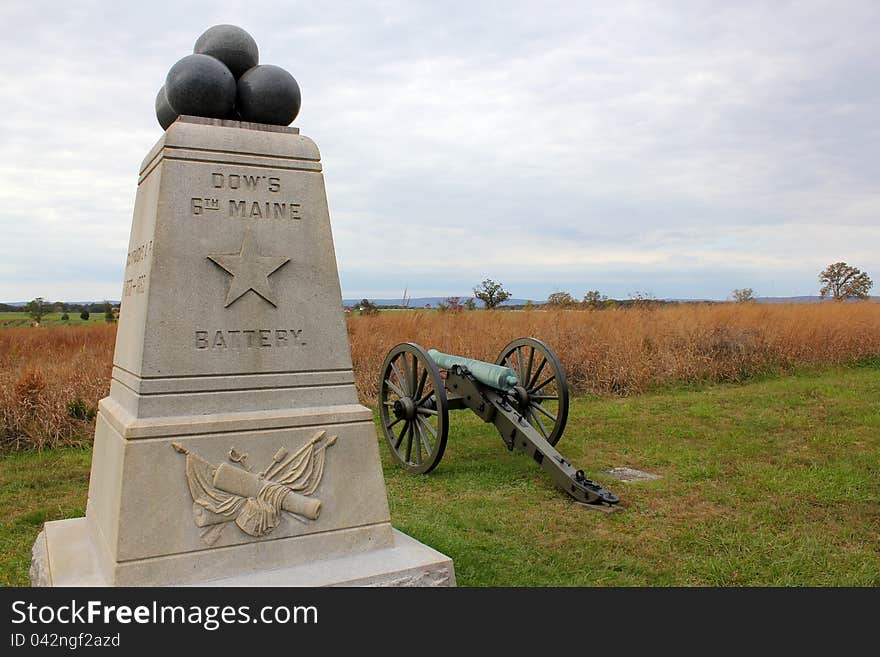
[[158, 27, 302, 129]]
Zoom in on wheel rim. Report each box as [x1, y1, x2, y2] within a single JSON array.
[[496, 337, 569, 446], [379, 343, 449, 473]]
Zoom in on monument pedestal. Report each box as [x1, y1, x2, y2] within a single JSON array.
[[31, 116, 454, 587], [32, 521, 453, 587]]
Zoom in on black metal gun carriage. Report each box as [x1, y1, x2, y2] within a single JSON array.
[[378, 337, 619, 509]]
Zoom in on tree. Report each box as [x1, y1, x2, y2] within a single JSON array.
[[473, 279, 511, 310], [629, 290, 656, 303], [545, 291, 577, 307], [583, 290, 608, 309], [464, 298, 476, 311], [819, 262, 873, 301], [438, 296, 463, 313], [61, 312, 70, 321], [80, 310, 90, 321], [732, 288, 755, 303], [27, 297, 47, 324], [356, 298, 379, 316], [104, 301, 116, 323]]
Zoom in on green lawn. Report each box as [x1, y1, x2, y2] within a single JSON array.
[[0, 311, 112, 327], [0, 448, 91, 584], [1, 364, 878, 586]]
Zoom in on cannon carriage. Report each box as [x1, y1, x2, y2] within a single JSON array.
[[378, 337, 619, 509]]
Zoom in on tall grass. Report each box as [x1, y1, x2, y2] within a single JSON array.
[[349, 303, 880, 401], [2, 303, 880, 451], [0, 325, 114, 452]]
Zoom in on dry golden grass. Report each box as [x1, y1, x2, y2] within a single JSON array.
[[0, 325, 114, 452], [349, 302, 880, 401], [2, 302, 879, 451]]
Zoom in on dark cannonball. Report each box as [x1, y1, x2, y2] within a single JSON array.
[[236, 65, 302, 126], [165, 54, 236, 119], [155, 85, 179, 130], [194, 24, 259, 79]]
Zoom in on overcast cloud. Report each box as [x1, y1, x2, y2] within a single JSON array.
[[0, 0, 877, 302]]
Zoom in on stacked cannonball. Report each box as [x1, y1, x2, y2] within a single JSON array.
[[155, 25, 301, 130]]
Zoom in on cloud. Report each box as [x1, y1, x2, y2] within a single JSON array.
[[0, 1, 877, 301]]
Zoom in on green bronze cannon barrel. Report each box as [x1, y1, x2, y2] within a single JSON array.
[[427, 349, 519, 391]]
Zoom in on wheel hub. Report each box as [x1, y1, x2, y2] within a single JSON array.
[[510, 385, 530, 409], [393, 397, 416, 421]]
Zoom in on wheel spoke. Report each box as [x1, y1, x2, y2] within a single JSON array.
[[524, 347, 535, 388], [516, 347, 525, 383], [530, 394, 559, 401], [417, 415, 438, 439], [402, 353, 414, 394], [394, 421, 410, 449], [390, 359, 410, 396], [530, 408, 549, 439], [385, 416, 403, 430], [416, 384, 437, 406], [404, 423, 413, 461], [414, 424, 422, 464], [410, 353, 418, 400], [528, 358, 547, 390], [416, 406, 438, 416], [415, 367, 428, 399], [385, 377, 406, 399], [416, 422, 431, 458], [530, 402, 557, 423], [533, 374, 556, 393]]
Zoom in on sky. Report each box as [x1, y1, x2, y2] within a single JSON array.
[[0, 0, 878, 302]]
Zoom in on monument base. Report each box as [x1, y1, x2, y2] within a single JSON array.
[[31, 519, 454, 587]]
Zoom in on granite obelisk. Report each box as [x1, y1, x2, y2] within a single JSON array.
[[31, 116, 454, 586]]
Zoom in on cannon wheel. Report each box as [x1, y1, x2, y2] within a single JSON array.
[[379, 343, 449, 474], [496, 337, 569, 446]]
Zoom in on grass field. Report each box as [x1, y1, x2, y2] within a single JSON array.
[[349, 302, 880, 400], [0, 312, 112, 328], [2, 362, 877, 586], [3, 303, 880, 452], [0, 325, 113, 451]]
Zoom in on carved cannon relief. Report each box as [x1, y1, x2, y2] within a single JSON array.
[[171, 430, 337, 545]]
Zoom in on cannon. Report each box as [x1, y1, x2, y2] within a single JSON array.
[[378, 337, 619, 509]]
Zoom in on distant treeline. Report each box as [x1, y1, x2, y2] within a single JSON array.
[[365, 298, 704, 311], [0, 302, 118, 314]]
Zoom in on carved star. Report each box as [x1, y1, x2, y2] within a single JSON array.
[[207, 231, 290, 307]]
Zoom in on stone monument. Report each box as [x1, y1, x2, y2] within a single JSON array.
[[31, 26, 454, 587]]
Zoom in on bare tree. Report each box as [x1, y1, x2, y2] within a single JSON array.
[[438, 296, 463, 313], [473, 279, 511, 309], [628, 290, 657, 308], [819, 262, 873, 301], [732, 288, 755, 303]]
